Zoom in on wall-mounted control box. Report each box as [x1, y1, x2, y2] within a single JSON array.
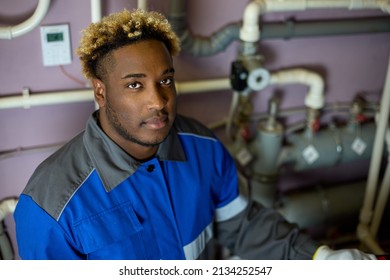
[[40, 24, 72, 66]]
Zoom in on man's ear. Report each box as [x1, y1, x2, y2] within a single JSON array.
[[92, 78, 106, 108]]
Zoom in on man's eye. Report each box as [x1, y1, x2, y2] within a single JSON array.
[[127, 82, 141, 89], [160, 78, 174, 85]]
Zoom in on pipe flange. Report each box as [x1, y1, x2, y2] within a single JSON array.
[[247, 67, 270, 91]]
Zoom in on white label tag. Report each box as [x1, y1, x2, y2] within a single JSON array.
[[236, 148, 253, 166], [351, 137, 366, 155], [302, 145, 319, 165]]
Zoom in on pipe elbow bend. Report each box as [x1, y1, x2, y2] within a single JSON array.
[[240, 1, 264, 42], [0, 198, 18, 222]]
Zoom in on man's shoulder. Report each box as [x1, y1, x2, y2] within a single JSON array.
[[21, 131, 94, 220], [31, 132, 88, 176], [174, 114, 216, 139]]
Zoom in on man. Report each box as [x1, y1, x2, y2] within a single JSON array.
[[14, 8, 375, 260]]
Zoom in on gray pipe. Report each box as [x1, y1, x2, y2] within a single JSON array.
[[260, 17, 390, 40], [179, 23, 241, 56], [0, 222, 14, 260], [168, 0, 241, 56], [282, 122, 378, 171], [276, 181, 366, 229]]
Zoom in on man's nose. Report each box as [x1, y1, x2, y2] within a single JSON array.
[[147, 85, 167, 111]]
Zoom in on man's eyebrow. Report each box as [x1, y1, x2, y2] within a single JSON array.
[[121, 68, 175, 80], [121, 73, 146, 79], [163, 67, 175, 75]]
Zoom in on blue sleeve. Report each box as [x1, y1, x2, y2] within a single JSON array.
[[14, 194, 83, 260], [212, 141, 248, 221]]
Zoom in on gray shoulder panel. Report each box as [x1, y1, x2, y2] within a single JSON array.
[[174, 115, 216, 139], [23, 132, 94, 220]]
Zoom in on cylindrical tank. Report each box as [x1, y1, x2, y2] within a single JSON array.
[[284, 122, 376, 171]]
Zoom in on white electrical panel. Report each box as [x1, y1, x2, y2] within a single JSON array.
[[40, 24, 72, 66]]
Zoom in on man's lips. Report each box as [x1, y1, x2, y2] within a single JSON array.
[[143, 114, 168, 130]]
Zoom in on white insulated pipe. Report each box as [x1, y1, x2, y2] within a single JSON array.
[[0, 79, 232, 110], [175, 78, 231, 94], [369, 129, 390, 237], [0, 70, 323, 110], [360, 57, 390, 223], [240, 1, 262, 42], [269, 68, 325, 109], [90, 0, 102, 110], [357, 57, 390, 254], [0, 0, 51, 39], [370, 150, 390, 237], [91, 0, 102, 23], [0, 89, 94, 110], [0, 198, 18, 222], [137, 0, 149, 10]]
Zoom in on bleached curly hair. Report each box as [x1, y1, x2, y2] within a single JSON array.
[[76, 8, 181, 80]]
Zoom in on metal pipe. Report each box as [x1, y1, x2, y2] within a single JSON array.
[[359, 57, 390, 231], [260, 17, 390, 40], [281, 121, 378, 171], [169, 0, 241, 56], [255, 0, 390, 12], [0, 222, 14, 260], [276, 181, 366, 229]]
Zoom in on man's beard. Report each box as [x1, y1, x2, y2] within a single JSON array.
[[105, 101, 165, 148]]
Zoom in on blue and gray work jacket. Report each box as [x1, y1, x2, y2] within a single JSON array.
[[14, 112, 318, 259]]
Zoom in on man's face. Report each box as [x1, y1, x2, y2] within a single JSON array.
[[94, 39, 177, 159]]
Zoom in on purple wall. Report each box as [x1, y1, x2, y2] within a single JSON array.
[[1, 0, 390, 258]]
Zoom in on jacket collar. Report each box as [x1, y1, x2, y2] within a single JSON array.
[[83, 111, 186, 191]]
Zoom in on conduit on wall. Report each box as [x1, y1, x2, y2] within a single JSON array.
[[91, 0, 102, 23], [0, 79, 231, 110], [0, 0, 51, 39]]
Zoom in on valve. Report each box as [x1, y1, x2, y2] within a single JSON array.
[[241, 54, 270, 91], [230, 60, 248, 91], [230, 55, 270, 92], [356, 113, 367, 123], [311, 118, 321, 132], [350, 94, 367, 124]]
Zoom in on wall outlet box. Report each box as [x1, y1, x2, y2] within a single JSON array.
[[40, 24, 72, 66]]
